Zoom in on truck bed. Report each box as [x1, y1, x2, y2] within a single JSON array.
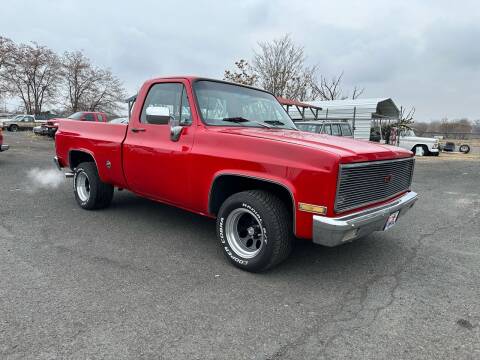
[[55, 121, 129, 188]]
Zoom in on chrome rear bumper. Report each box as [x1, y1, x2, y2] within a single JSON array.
[[0, 144, 9, 152], [313, 191, 418, 247], [53, 156, 62, 170]]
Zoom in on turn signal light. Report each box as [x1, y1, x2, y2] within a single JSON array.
[[298, 203, 327, 215]]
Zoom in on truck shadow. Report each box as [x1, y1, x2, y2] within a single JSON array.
[[108, 191, 404, 279]]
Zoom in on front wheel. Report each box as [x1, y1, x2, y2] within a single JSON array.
[[413, 145, 427, 156], [217, 190, 293, 272], [9, 124, 19, 132], [73, 162, 114, 210]]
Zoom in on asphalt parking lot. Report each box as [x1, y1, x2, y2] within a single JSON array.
[[1, 132, 479, 360]]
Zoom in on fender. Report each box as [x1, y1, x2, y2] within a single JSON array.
[[208, 170, 298, 234], [68, 149, 105, 181]]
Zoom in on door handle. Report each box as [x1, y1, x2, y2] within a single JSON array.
[[131, 128, 146, 133]]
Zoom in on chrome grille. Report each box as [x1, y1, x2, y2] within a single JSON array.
[[335, 158, 415, 213]]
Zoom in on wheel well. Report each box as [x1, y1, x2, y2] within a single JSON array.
[[69, 150, 95, 169], [209, 175, 294, 219], [411, 144, 429, 152]]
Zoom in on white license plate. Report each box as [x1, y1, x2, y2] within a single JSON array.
[[384, 211, 400, 231]]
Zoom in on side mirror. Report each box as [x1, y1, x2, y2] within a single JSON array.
[[146, 106, 171, 125], [170, 116, 184, 142]]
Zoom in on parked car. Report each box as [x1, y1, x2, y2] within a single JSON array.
[[296, 121, 354, 138], [1, 115, 38, 132], [0, 114, 58, 132], [45, 111, 108, 137], [0, 127, 9, 152], [109, 117, 129, 124], [54, 76, 418, 272], [397, 129, 439, 156], [33, 125, 48, 135]]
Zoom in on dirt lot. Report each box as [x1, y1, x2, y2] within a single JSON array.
[[1, 132, 479, 359]]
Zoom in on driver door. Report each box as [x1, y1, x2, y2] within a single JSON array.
[[122, 81, 195, 207]]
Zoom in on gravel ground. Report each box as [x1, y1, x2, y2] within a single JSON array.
[[1, 132, 479, 359]]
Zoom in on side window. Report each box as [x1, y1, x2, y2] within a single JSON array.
[[97, 114, 104, 122], [331, 124, 341, 136], [297, 124, 307, 131], [141, 83, 185, 125], [84, 114, 95, 122], [340, 124, 352, 136], [322, 124, 332, 135]]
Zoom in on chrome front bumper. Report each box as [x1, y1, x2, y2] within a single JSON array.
[[0, 144, 9, 152], [313, 191, 418, 247]]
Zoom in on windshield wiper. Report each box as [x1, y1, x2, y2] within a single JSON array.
[[265, 120, 285, 126], [264, 120, 297, 130], [222, 117, 272, 128]]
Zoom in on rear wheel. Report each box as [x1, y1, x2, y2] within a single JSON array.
[[217, 190, 293, 272], [459, 144, 471, 154], [73, 162, 113, 210]]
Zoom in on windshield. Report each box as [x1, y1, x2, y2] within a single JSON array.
[[68, 112, 84, 120], [193, 80, 297, 130], [13, 115, 23, 120]]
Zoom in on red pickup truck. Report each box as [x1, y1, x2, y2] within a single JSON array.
[[45, 111, 108, 137], [54, 77, 418, 272], [0, 127, 9, 152]]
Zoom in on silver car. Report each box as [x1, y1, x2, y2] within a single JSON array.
[[296, 121, 354, 138]]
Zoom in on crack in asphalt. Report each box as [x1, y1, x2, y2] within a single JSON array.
[[267, 212, 479, 359]]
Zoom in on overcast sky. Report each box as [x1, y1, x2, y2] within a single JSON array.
[[2, 0, 479, 121]]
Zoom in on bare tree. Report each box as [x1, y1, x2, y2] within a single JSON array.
[[61, 50, 98, 112], [351, 85, 365, 100], [412, 121, 428, 136], [81, 68, 126, 113], [224, 59, 258, 86], [61, 51, 126, 114], [2, 42, 61, 114], [252, 34, 317, 100], [226, 34, 366, 102], [0, 36, 14, 71], [0, 36, 15, 96], [398, 106, 415, 130], [312, 72, 344, 100], [310, 71, 365, 100]]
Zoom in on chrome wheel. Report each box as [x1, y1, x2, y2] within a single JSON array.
[[75, 171, 90, 202], [225, 208, 264, 259]]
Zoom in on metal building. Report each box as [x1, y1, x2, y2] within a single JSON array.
[[285, 98, 400, 140]]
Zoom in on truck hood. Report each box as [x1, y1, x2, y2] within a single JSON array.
[[216, 127, 412, 162]]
